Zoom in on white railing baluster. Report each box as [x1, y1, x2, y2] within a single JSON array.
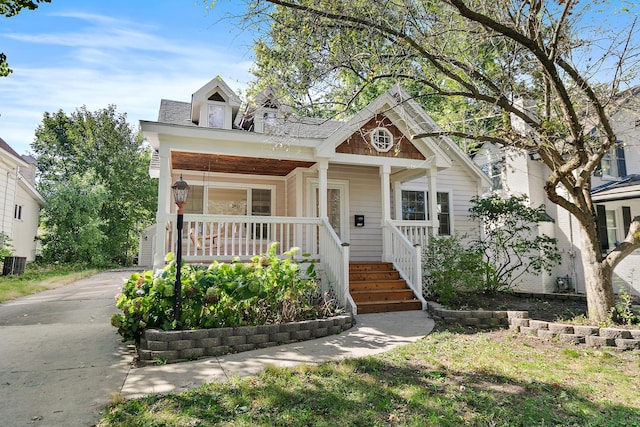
[[387, 221, 427, 310]]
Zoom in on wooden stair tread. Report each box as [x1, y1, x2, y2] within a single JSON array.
[[348, 262, 422, 313]]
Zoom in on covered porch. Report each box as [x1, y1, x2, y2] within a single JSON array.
[[150, 149, 434, 313]]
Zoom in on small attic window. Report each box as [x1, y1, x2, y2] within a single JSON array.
[[263, 99, 278, 109], [208, 91, 226, 102], [370, 127, 393, 152]]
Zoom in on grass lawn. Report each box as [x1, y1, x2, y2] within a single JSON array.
[[99, 325, 640, 426], [0, 264, 100, 302]]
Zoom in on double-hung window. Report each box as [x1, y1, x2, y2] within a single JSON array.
[[401, 190, 427, 220]]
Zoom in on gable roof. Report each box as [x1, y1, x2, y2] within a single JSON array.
[[0, 136, 28, 167]]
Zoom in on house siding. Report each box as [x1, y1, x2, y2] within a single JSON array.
[[13, 182, 42, 261], [328, 165, 383, 262], [0, 164, 17, 240]]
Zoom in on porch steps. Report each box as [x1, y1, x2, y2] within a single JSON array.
[[349, 262, 422, 314]]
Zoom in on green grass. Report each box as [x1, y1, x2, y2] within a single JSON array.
[[0, 263, 100, 302], [99, 326, 640, 426]]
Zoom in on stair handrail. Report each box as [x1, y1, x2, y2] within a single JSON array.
[[386, 221, 427, 310], [319, 217, 357, 314]]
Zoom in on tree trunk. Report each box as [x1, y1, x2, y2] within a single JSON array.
[[578, 222, 614, 323]]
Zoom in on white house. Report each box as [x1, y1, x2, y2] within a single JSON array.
[[140, 76, 491, 314], [0, 137, 45, 265], [473, 88, 640, 296]]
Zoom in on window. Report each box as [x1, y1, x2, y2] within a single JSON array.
[[370, 127, 393, 152], [401, 190, 426, 220], [184, 185, 204, 214], [480, 161, 503, 191], [605, 210, 617, 249], [14, 204, 22, 220], [597, 142, 626, 178], [437, 192, 451, 235], [206, 187, 272, 216], [207, 104, 225, 128], [596, 205, 632, 252]]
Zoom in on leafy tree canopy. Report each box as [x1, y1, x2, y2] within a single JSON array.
[[33, 105, 157, 265], [220, 0, 640, 321]]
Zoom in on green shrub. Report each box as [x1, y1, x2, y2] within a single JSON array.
[[422, 235, 485, 305], [608, 290, 640, 326], [111, 243, 341, 343], [0, 233, 14, 264]]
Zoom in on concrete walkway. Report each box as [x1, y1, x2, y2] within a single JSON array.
[[122, 310, 435, 398], [0, 270, 434, 425], [0, 270, 135, 426]]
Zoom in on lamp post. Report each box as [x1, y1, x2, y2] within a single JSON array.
[[171, 175, 189, 327]]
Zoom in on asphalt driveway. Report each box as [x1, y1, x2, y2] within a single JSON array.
[[0, 270, 136, 426]]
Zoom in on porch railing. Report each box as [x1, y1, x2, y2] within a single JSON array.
[[318, 217, 355, 313], [166, 215, 321, 262], [389, 220, 432, 248], [387, 221, 428, 310]]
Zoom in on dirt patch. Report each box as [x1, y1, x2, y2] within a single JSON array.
[[448, 293, 588, 322]]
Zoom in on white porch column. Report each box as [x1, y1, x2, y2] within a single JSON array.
[[380, 164, 391, 261], [153, 148, 172, 269], [318, 159, 329, 219], [428, 167, 439, 235]]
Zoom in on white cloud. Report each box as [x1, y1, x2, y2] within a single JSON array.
[[0, 9, 254, 155]]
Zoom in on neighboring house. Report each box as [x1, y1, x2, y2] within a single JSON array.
[[140, 76, 491, 313], [473, 89, 640, 296], [0, 138, 45, 263]]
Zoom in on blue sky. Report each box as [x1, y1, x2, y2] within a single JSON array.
[[1, 0, 255, 155], [2, 1, 638, 156]]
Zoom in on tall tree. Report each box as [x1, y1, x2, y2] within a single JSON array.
[[32, 105, 157, 265], [230, 0, 640, 321], [40, 172, 108, 265], [0, 0, 51, 76]]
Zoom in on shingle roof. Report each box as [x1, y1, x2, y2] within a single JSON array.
[[158, 99, 195, 126], [0, 136, 24, 161], [591, 174, 640, 201]]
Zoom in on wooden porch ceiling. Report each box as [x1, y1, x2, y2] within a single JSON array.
[[171, 151, 316, 176]]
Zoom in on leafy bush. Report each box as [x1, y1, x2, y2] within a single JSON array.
[[0, 233, 14, 263], [422, 235, 485, 305], [111, 243, 341, 343], [469, 194, 561, 293], [608, 290, 640, 326]]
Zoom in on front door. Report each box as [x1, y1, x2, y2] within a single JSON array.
[[309, 180, 349, 242]]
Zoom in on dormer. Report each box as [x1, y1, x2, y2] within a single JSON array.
[[252, 88, 291, 133], [191, 76, 242, 129]]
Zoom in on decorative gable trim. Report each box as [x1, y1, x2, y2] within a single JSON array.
[[336, 115, 425, 160]]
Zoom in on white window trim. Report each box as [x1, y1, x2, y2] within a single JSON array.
[[14, 204, 23, 221], [370, 127, 393, 153], [436, 191, 453, 236], [202, 182, 277, 216], [399, 188, 428, 221]]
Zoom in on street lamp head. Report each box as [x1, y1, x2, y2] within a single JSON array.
[[172, 175, 190, 212]]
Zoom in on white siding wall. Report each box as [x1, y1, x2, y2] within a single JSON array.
[[0, 164, 17, 240], [12, 182, 42, 261], [328, 165, 383, 262]]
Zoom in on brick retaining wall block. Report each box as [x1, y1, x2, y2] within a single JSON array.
[[426, 300, 639, 351], [139, 314, 354, 364]]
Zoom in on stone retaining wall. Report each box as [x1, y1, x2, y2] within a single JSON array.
[[137, 314, 355, 363], [428, 301, 640, 351]]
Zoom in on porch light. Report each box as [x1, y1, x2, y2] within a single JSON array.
[[172, 175, 190, 213], [171, 175, 189, 328]]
